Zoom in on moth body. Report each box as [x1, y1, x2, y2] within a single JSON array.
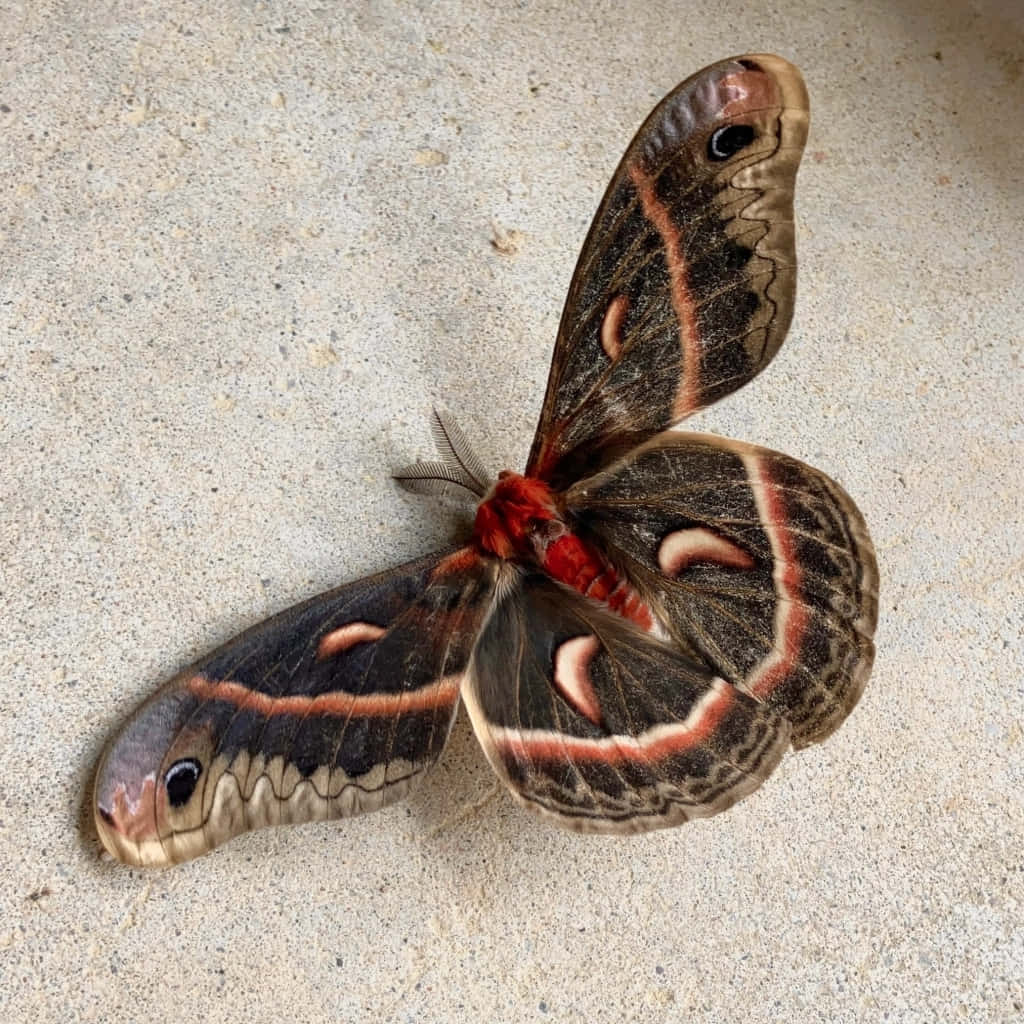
[[474, 471, 654, 630]]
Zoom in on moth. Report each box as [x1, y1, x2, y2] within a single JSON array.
[[94, 54, 878, 867]]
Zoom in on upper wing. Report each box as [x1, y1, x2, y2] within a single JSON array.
[[564, 432, 879, 747], [461, 565, 790, 832], [526, 54, 809, 489], [94, 549, 496, 866]]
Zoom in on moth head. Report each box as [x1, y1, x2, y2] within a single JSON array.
[[94, 682, 217, 867], [474, 472, 559, 560]]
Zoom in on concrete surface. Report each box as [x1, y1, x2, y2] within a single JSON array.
[[2, 1, 1022, 1021]]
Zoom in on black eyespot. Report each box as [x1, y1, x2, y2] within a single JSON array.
[[164, 758, 202, 807], [708, 123, 755, 161]]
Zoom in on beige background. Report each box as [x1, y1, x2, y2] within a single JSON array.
[[2, 1, 1022, 1021]]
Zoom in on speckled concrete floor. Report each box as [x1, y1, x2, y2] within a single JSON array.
[[2, 1, 1022, 1021]]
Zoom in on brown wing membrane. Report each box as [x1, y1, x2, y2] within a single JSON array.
[[461, 566, 790, 832], [565, 433, 878, 747], [94, 549, 496, 866], [527, 54, 809, 488]]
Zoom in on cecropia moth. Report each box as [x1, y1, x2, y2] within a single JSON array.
[[94, 54, 878, 867]]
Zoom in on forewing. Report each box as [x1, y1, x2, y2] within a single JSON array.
[[565, 432, 879, 747], [527, 54, 809, 488], [462, 566, 790, 832], [94, 549, 496, 866]]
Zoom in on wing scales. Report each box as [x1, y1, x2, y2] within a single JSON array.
[[94, 550, 496, 865], [462, 567, 790, 832], [565, 433, 879, 746], [526, 54, 809, 487]]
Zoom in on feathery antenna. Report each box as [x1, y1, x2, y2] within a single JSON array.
[[393, 410, 493, 500]]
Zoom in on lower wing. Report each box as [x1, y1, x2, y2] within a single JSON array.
[[565, 431, 878, 747], [462, 565, 790, 832]]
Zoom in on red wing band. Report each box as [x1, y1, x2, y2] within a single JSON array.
[[739, 449, 808, 701], [186, 674, 461, 718], [491, 678, 733, 763]]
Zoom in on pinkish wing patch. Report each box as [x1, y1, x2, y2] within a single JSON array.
[[600, 295, 629, 362], [657, 527, 755, 576], [317, 621, 386, 660], [552, 634, 603, 725]]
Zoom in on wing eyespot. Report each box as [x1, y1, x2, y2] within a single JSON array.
[[164, 758, 203, 808], [707, 123, 755, 161]]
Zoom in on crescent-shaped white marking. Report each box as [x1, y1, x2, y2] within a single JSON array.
[[657, 527, 755, 576], [552, 634, 603, 725], [317, 621, 386, 659], [600, 294, 629, 361]]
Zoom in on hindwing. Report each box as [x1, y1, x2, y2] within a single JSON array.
[[461, 566, 790, 832], [94, 549, 495, 865], [526, 54, 809, 488], [565, 433, 879, 746]]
